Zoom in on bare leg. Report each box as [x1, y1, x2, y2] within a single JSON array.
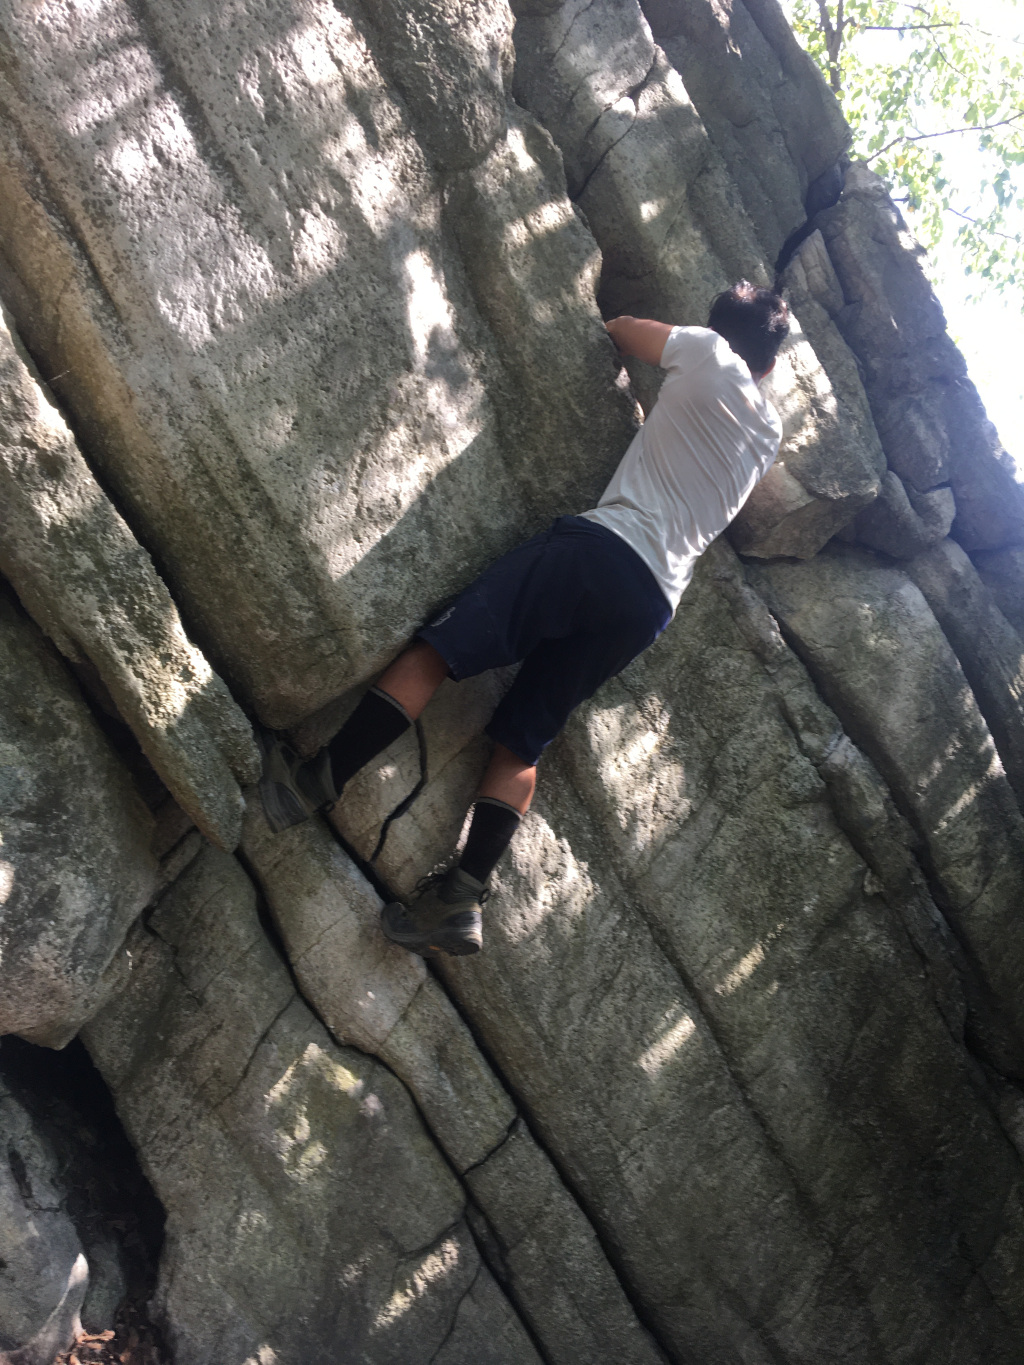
[[376, 640, 450, 720], [477, 741, 537, 814], [376, 647, 537, 813]]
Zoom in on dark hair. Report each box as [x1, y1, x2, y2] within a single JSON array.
[[707, 281, 790, 375]]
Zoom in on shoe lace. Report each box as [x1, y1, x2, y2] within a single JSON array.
[[412, 868, 447, 898], [411, 866, 491, 905]]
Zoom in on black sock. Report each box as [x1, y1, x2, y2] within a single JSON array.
[[458, 798, 522, 883], [327, 687, 411, 793]]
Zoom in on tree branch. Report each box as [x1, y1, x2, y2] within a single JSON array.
[[860, 24, 956, 32], [816, 0, 846, 92], [866, 112, 1024, 163], [888, 8, 1024, 46], [947, 206, 1022, 243]]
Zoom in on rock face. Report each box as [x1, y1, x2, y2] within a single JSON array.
[[83, 845, 543, 1365], [753, 547, 1024, 1074], [0, 589, 157, 1047], [0, 1081, 84, 1353], [1, 0, 1024, 1361], [816, 163, 1024, 554], [0, 305, 258, 850]]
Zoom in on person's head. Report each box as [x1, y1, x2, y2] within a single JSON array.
[[707, 281, 790, 377]]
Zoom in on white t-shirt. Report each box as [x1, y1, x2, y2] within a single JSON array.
[[581, 326, 782, 611]]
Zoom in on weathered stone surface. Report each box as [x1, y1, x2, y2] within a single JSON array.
[[334, 541, 1024, 1362], [0, 1081, 83, 1352], [730, 305, 881, 557], [854, 468, 956, 557], [465, 1120, 669, 1365], [0, 0, 532, 726], [3, 0, 1024, 1357], [445, 103, 641, 515], [714, 550, 970, 1039], [817, 164, 960, 487], [360, 0, 514, 171], [905, 538, 1024, 805], [753, 546, 1024, 1073], [442, 786, 880, 1364], [559, 546, 1024, 1358], [789, 226, 846, 317], [976, 546, 1024, 637], [639, 0, 850, 257], [242, 804, 668, 1364], [514, 4, 759, 317], [0, 589, 157, 1047], [241, 803, 514, 1171], [0, 0, 648, 731], [818, 164, 1024, 551], [0, 305, 256, 850], [732, 228, 883, 556], [83, 845, 540, 1365]]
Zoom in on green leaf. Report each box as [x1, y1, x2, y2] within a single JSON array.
[[780, 0, 1024, 293]]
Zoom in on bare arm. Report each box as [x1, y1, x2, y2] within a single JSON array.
[[604, 316, 674, 367]]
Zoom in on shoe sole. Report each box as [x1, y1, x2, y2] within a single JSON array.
[[255, 726, 313, 834], [380, 903, 482, 958]]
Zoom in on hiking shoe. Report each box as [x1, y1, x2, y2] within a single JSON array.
[[255, 726, 338, 833], [381, 866, 486, 958]]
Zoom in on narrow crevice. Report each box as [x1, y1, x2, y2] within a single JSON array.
[[773, 163, 847, 283], [0, 109, 130, 337], [416, 955, 681, 1365], [234, 842, 470, 1152], [733, 567, 1023, 1078], [542, 0, 601, 72], [558, 782, 886, 1361], [232, 841, 560, 1362], [0, 1036, 170, 1362], [0, 245, 259, 739], [763, 603, 955, 900], [925, 623, 1024, 818], [626, 57, 660, 108], [730, 573, 1024, 1161], [810, 757, 971, 1046], [234, 845, 341, 1018], [541, 667, 905, 1357], [729, 642, 978, 1056], [763, 602, 1024, 1080], [238, 826, 670, 1360], [141, 917, 209, 1015], [318, 812, 396, 905], [571, 112, 639, 204], [212, 996, 296, 1114], [460, 1115, 519, 1178], [460, 1209, 559, 1365], [427, 1262, 482, 1365], [512, 4, 656, 207], [0, 189, 148, 547], [0, 577, 170, 818], [388, 1219, 468, 1285]]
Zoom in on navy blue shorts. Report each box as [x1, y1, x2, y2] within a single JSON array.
[[417, 516, 671, 766]]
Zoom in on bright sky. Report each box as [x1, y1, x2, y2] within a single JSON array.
[[781, 1, 1024, 473], [928, 191, 1023, 475]]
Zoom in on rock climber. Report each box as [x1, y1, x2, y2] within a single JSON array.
[[258, 280, 789, 958]]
